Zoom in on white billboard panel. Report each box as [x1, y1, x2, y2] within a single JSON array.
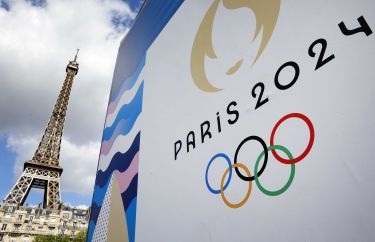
[[89, 1, 375, 241]]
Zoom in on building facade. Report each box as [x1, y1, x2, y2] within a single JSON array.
[[0, 204, 89, 242]]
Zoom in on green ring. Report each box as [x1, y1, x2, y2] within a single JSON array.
[[254, 145, 295, 196]]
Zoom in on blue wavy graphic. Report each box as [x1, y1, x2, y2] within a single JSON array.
[[87, 203, 100, 241], [109, 55, 145, 104], [88, 1, 184, 240], [88, 176, 110, 242], [92, 176, 111, 206], [97, 132, 140, 187], [89, 203, 101, 225], [121, 174, 138, 211], [88, 115, 140, 241], [103, 82, 143, 141], [87, 221, 96, 242], [126, 197, 137, 242]]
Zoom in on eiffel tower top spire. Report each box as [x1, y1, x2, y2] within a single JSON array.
[[74, 48, 79, 62], [28, 51, 79, 170]]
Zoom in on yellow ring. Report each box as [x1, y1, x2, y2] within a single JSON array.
[[220, 163, 252, 208]]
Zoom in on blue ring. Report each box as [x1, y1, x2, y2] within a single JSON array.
[[205, 153, 232, 194]]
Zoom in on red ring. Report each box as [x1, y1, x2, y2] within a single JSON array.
[[270, 113, 315, 164]]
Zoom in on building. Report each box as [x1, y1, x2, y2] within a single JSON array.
[[0, 204, 89, 241]]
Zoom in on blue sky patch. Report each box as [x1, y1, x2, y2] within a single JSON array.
[[0, 0, 9, 11], [123, 0, 144, 12], [0, 134, 16, 201], [28, 0, 46, 7]]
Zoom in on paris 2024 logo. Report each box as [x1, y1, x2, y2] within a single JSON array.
[[188, 0, 316, 209]]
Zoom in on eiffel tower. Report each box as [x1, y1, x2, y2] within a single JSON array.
[[3, 50, 80, 210]]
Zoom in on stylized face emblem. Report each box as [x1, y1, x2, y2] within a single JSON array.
[[191, 0, 281, 92]]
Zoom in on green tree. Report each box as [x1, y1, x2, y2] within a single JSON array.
[[33, 234, 70, 242], [73, 231, 87, 242]]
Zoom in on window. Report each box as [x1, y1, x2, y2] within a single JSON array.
[[14, 224, 21, 231], [1, 224, 7, 231], [22, 237, 30, 242], [29, 216, 34, 223], [48, 227, 55, 234], [0, 234, 3, 241], [7, 207, 13, 212], [26, 226, 32, 231], [18, 215, 23, 220]]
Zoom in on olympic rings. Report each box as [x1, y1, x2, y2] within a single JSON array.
[[234, 135, 268, 181], [254, 145, 295, 196], [204, 112, 314, 208], [270, 113, 315, 164], [220, 163, 252, 209], [205, 153, 232, 194]]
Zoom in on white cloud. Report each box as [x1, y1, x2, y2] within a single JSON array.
[[6, 135, 38, 178], [0, 0, 135, 143], [0, 0, 137, 199], [59, 138, 100, 195]]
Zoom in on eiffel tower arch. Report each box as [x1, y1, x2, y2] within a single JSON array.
[[3, 50, 80, 210]]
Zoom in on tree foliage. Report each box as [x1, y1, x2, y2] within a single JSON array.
[[33, 234, 70, 242], [33, 231, 87, 242], [73, 231, 87, 242]]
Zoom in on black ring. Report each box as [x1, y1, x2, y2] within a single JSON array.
[[233, 135, 268, 181]]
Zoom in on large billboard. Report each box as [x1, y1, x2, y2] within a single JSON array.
[[88, 0, 375, 241]]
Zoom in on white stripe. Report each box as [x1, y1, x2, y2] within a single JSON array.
[[104, 72, 144, 128], [98, 116, 142, 172]]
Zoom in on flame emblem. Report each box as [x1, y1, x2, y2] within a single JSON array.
[[191, 0, 281, 92]]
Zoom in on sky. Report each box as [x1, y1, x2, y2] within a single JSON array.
[[0, 0, 143, 207]]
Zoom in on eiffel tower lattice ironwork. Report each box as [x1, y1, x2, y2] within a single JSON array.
[[4, 50, 80, 209]]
